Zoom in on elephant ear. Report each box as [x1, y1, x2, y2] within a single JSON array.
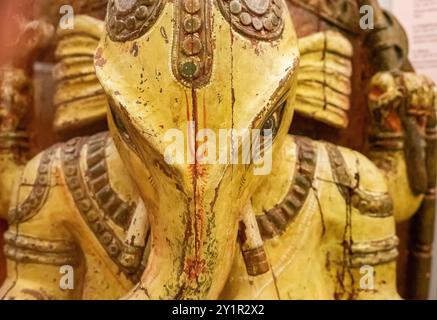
[[295, 31, 353, 129], [53, 15, 108, 136]]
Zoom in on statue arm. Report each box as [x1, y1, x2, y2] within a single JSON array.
[[324, 146, 401, 299]]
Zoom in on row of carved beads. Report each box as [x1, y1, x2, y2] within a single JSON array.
[[61, 135, 143, 281], [257, 137, 317, 240], [86, 133, 134, 230], [178, 0, 205, 82]]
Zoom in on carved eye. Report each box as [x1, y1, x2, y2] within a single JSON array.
[[261, 113, 279, 137], [109, 103, 142, 156], [261, 100, 287, 139], [109, 103, 132, 144], [251, 100, 287, 162]]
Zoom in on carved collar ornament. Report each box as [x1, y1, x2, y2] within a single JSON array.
[[257, 137, 317, 240], [60, 133, 144, 281]]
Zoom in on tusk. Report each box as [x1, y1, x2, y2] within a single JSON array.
[[125, 198, 149, 247], [238, 201, 270, 276]]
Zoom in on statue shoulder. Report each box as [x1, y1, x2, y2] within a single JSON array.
[[314, 140, 394, 219], [9, 132, 139, 229], [328, 144, 389, 195], [319, 142, 388, 195]]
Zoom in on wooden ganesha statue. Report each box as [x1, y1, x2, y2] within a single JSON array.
[[0, 0, 434, 300]]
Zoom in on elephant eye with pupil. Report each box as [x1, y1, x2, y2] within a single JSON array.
[[261, 100, 287, 138], [110, 104, 131, 142], [262, 115, 278, 136]]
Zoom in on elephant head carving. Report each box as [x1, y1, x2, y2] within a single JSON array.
[[96, 0, 299, 299]]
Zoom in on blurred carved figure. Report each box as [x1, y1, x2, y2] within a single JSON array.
[[286, 0, 437, 299], [0, 1, 54, 221], [0, 67, 31, 219]]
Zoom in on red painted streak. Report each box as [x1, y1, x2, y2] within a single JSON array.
[[182, 89, 213, 285], [202, 94, 209, 159], [185, 91, 195, 159], [191, 89, 203, 259], [203, 94, 207, 129], [179, 88, 208, 284]]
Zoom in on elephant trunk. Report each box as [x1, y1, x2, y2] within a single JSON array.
[[125, 164, 242, 300]]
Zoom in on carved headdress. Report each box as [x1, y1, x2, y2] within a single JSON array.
[[96, 0, 299, 160]]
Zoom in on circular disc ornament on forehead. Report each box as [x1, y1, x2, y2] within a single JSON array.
[[100, 0, 297, 92], [116, 0, 137, 13], [217, 0, 284, 41], [243, 0, 269, 15], [107, 0, 165, 42]]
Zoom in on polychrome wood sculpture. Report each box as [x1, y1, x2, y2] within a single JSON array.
[[0, 0, 435, 300]]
